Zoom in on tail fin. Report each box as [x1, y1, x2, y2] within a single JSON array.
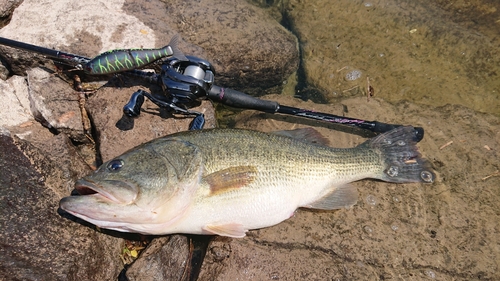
[[168, 34, 188, 61], [367, 126, 435, 183]]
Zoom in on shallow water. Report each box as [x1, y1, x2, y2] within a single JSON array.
[[276, 0, 500, 117]]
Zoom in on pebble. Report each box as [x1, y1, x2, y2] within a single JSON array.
[[345, 69, 362, 81]]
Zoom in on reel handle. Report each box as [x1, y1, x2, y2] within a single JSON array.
[[123, 90, 146, 117]]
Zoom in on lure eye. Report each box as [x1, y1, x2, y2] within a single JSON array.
[[107, 159, 124, 172]]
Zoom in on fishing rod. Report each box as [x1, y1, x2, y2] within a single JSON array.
[[0, 36, 91, 66], [0, 36, 424, 141]]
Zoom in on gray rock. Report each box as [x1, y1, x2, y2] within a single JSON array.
[[125, 235, 213, 281], [26, 68, 89, 143], [0, 75, 31, 127], [155, 0, 299, 95], [0, 0, 298, 95], [125, 236, 189, 281], [0, 61, 8, 80], [0, 0, 22, 22], [0, 128, 123, 281]]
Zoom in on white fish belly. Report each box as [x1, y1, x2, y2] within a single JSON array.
[[170, 177, 337, 234]]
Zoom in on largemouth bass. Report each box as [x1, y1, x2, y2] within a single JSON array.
[[60, 126, 434, 238]]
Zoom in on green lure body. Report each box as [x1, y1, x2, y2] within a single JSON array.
[[83, 35, 186, 75]]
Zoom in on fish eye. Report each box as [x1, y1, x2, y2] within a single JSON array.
[[107, 159, 124, 172]]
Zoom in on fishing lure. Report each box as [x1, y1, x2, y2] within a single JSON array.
[[83, 35, 187, 74]]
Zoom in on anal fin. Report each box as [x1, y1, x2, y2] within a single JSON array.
[[203, 223, 247, 238], [304, 184, 358, 210]]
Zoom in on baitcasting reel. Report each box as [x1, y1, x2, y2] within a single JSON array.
[[123, 55, 216, 130]]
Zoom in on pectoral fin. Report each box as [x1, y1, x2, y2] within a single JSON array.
[[304, 184, 358, 210], [203, 223, 247, 238], [204, 166, 258, 195]]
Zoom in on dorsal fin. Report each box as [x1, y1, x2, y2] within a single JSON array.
[[272, 128, 329, 146]]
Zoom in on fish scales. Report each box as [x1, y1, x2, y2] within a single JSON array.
[[176, 129, 380, 185], [60, 126, 434, 237], [168, 129, 384, 232]]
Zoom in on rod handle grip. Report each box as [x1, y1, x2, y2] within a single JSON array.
[[208, 85, 278, 113]]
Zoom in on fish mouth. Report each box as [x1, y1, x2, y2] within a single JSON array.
[[60, 178, 139, 225], [74, 178, 136, 204]]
